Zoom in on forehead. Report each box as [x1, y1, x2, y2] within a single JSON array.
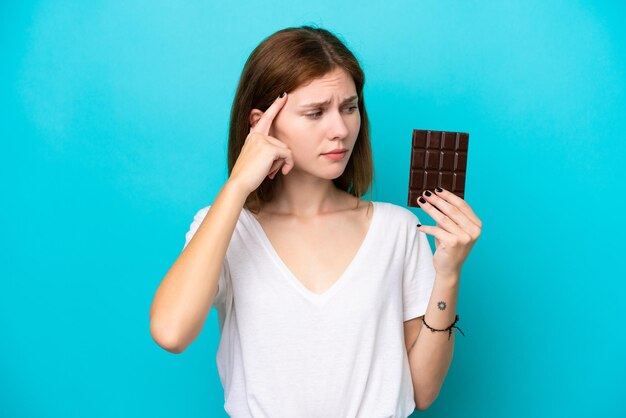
[[291, 68, 356, 99]]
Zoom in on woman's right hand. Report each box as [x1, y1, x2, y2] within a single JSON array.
[[228, 93, 294, 195]]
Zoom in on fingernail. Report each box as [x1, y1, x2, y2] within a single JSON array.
[[424, 190, 432, 197], [279, 92, 286, 98], [435, 187, 443, 193], [419, 197, 426, 204]]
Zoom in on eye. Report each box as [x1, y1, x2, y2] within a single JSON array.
[[305, 106, 358, 120], [305, 111, 322, 119]]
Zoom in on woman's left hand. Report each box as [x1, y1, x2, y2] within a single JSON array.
[[416, 187, 482, 279]]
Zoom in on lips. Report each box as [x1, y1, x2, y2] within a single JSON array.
[[323, 148, 348, 155]]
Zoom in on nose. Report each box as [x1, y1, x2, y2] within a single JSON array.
[[327, 109, 350, 140]]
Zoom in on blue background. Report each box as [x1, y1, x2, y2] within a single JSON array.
[[2, 1, 625, 417]]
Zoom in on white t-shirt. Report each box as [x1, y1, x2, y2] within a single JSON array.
[[183, 200, 436, 418]]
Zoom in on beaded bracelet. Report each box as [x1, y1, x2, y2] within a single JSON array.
[[422, 314, 466, 341]]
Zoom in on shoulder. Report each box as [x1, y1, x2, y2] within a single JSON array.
[[373, 201, 422, 228]]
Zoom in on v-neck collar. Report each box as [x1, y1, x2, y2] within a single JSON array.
[[242, 201, 381, 306]]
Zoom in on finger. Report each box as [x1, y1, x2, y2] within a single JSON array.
[[268, 158, 285, 178], [268, 147, 295, 179], [422, 190, 481, 238], [252, 92, 288, 135], [416, 224, 457, 247], [281, 158, 294, 175], [416, 196, 471, 239], [434, 187, 482, 228], [270, 145, 294, 176]]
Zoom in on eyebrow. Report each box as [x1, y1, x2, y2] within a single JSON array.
[[299, 95, 359, 108]]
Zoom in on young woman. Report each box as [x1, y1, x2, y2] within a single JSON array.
[[150, 25, 482, 417]]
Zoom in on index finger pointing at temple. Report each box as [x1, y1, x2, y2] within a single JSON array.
[[252, 92, 288, 135]]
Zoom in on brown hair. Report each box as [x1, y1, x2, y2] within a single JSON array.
[[227, 25, 374, 213]]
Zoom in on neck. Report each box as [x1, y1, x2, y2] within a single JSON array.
[[267, 170, 346, 218]]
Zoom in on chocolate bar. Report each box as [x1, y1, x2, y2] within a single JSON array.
[[407, 129, 469, 207]]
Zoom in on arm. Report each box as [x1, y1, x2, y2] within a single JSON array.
[[150, 92, 293, 354], [149, 180, 248, 354], [405, 272, 460, 410], [406, 187, 480, 409]]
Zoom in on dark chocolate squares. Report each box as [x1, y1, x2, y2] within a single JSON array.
[[408, 129, 469, 207]]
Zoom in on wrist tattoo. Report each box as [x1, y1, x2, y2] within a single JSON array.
[[437, 301, 447, 311]]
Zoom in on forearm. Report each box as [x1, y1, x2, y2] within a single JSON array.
[[149, 180, 248, 353], [408, 272, 461, 409]]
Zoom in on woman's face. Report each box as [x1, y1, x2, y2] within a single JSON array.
[[252, 67, 361, 180]]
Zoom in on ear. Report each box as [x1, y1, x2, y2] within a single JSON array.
[[249, 109, 263, 129]]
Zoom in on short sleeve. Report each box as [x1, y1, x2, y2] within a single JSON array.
[[182, 205, 230, 309], [402, 213, 436, 322]]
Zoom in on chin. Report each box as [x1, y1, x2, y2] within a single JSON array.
[[324, 167, 347, 180], [295, 157, 349, 179]]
